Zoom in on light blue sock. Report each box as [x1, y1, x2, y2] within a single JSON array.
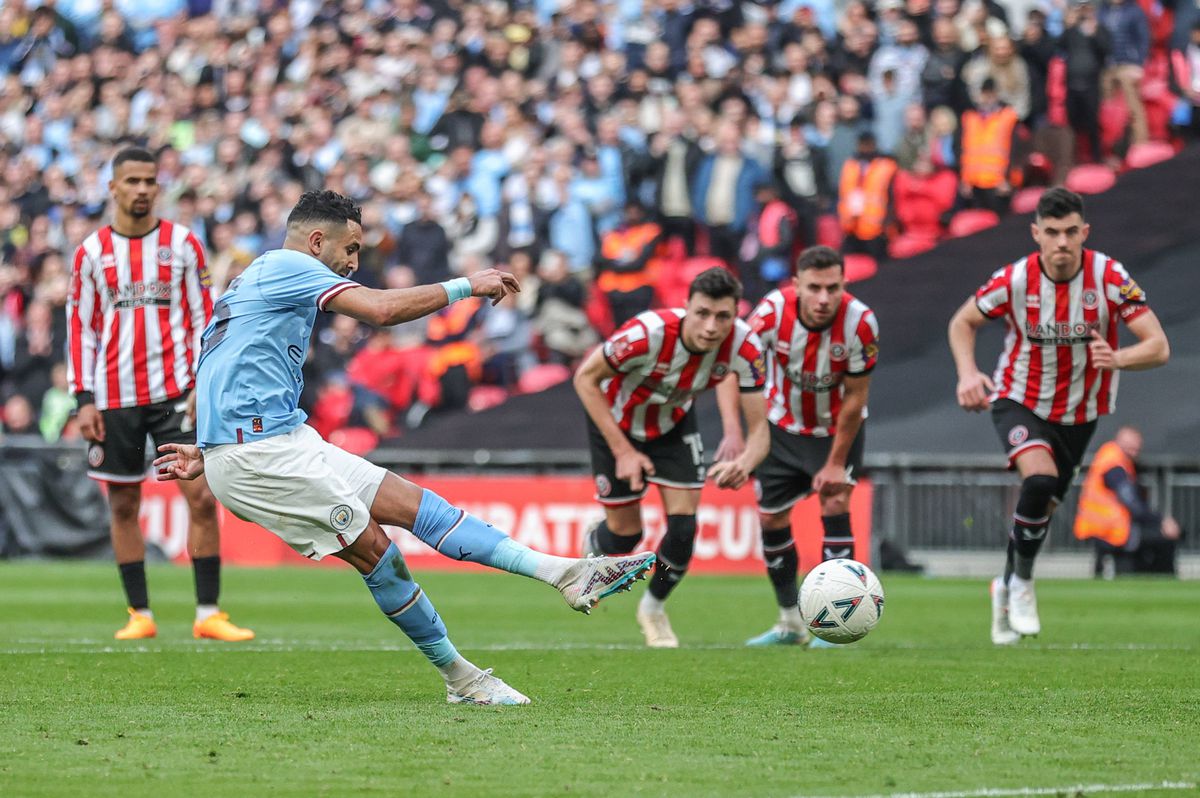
[[411, 489, 565, 579], [363, 542, 458, 667]]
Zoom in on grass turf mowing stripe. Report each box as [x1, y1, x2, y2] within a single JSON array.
[[800, 781, 1198, 798]]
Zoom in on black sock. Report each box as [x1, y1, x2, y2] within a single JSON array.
[[649, 515, 697, 601], [761, 526, 799, 608], [192, 555, 221, 606], [595, 522, 642, 555], [118, 561, 149, 611], [821, 513, 854, 561], [1004, 538, 1017, 584], [1010, 474, 1057, 581]]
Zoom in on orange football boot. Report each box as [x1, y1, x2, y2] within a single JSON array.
[[114, 608, 157, 640], [193, 612, 255, 641]]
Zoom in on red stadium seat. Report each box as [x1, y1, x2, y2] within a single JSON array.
[[1099, 98, 1130, 156], [815, 214, 843, 250], [467, 385, 509, 413], [843, 253, 877, 283], [1010, 187, 1045, 215], [584, 289, 614, 337], [887, 233, 938, 260], [328, 427, 379, 456], [517, 363, 571, 394], [1125, 140, 1175, 169], [947, 209, 1000, 238], [1065, 164, 1117, 194]]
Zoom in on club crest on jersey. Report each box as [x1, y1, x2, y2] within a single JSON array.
[[330, 505, 354, 531], [605, 334, 634, 362], [156, 246, 173, 266], [712, 363, 730, 379], [595, 475, 612, 497], [842, 562, 868, 586], [1119, 277, 1145, 303], [829, 343, 847, 361], [87, 444, 104, 468], [1082, 289, 1099, 310], [1008, 425, 1029, 446]]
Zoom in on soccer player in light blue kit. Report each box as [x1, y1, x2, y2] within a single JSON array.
[[154, 191, 656, 705]]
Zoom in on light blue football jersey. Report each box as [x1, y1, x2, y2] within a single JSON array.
[[195, 248, 356, 446]]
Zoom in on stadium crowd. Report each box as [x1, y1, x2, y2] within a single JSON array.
[[1, 0, 1197, 446]]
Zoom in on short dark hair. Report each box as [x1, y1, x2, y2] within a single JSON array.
[[1035, 187, 1085, 221], [796, 245, 843, 273], [286, 190, 362, 228], [688, 266, 742, 302], [111, 147, 156, 172]]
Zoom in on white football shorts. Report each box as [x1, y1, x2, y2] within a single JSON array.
[[203, 424, 387, 560]]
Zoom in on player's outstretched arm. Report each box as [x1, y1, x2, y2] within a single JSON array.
[[1089, 310, 1170, 371], [948, 298, 994, 412], [573, 347, 655, 492], [154, 443, 205, 481], [326, 270, 520, 327]]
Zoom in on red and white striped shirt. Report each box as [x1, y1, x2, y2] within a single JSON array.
[[974, 249, 1149, 425], [601, 309, 766, 442], [749, 286, 879, 437], [67, 220, 213, 410]]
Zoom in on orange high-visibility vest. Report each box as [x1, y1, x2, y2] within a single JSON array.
[[838, 158, 896, 240], [597, 223, 662, 294], [1073, 441, 1135, 547], [961, 106, 1018, 189]]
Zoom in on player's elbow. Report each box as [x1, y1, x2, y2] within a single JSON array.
[[1153, 337, 1170, 367]]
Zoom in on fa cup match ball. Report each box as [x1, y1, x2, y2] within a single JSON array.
[[799, 559, 884, 644]]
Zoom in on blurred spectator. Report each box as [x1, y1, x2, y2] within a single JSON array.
[[1060, 0, 1112, 163], [691, 121, 764, 267], [533, 250, 596, 364], [963, 32, 1033, 123], [895, 103, 931, 170], [39, 362, 75, 441], [838, 131, 897, 262], [398, 193, 451, 285], [959, 78, 1019, 213], [1100, 0, 1151, 146], [922, 16, 969, 113], [595, 202, 661, 326], [1169, 22, 1200, 138], [0, 393, 37, 438]]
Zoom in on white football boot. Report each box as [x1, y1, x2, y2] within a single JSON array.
[[990, 576, 1020, 645], [1006, 575, 1041, 637], [636, 607, 680, 648], [556, 552, 657, 614], [446, 668, 531, 706]]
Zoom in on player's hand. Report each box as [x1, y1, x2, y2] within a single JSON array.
[[1162, 516, 1182, 541], [713, 431, 745, 464], [468, 269, 521, 306], [812, 463, 851, 497], [708, 459, 750, 490], [153, 443, 205, 481], [77, 403, 105, 442], [615, 448, 655, 493], [1089, 329, 1120, 370], [956, 371, 994, 412]]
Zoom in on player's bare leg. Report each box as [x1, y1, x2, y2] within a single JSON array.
[[368, 473, 654, 613], [109, 483, 156, 639], [178, 475, 253, 641], [999, 448, 1059, 639]]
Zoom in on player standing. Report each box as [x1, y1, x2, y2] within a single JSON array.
[[573, 268, 770, 648], [154, 191, 655, 705], [68, 147, 253, 641], [717, 246, 879, 647], [947, 187, 1170, 645]]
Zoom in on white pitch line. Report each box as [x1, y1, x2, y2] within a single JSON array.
[[799, 781, 1196, 798]]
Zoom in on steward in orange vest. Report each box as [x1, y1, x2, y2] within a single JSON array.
[[1074, 427, 1183, 577], [960, 78, 1020, 213], [596, 202, 663, 326], [837, 132, 896, 262]]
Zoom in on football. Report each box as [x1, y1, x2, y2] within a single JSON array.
[[799, 559, 885, 644]]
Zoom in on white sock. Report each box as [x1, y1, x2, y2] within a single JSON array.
[[639, 593, 666, 614], [535, 555, 575, 587], [440, 655, 481, 689], [1009, 575, 1032, 591], [134, 609, 154, 620], [195, 605, 219, 622], [779, 605, 803, 631]]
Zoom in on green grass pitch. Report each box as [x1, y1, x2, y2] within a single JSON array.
[[1, 562, 1197, 798]]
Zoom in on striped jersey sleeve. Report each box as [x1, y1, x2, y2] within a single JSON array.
[[974, 264, 1012, 319]]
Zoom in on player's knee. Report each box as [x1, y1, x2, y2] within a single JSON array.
[[597, 522, 642, 554], [1019, 474, 1059, 518], [760, 510, 791, 530], [658, 514, 697, 570], [820, 491, 850, 517], [184, 487, 218, 519], [108, 485, 142, 524]]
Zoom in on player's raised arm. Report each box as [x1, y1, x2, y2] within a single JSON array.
[[326, 270, 520, 328], [948, 297, 995, 412]]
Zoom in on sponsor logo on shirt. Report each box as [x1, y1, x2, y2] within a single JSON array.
[[1025, 320, 1098, 346]]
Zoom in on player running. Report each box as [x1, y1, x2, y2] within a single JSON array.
[[154, 191, 655, 705], [68, 147, 253, 642], [947, 187, 1169, 645], [717, 246, 879, 648], [573, 268, 770, 648]]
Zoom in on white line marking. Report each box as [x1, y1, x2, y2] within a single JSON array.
[[799, 781, 1197, 798]]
